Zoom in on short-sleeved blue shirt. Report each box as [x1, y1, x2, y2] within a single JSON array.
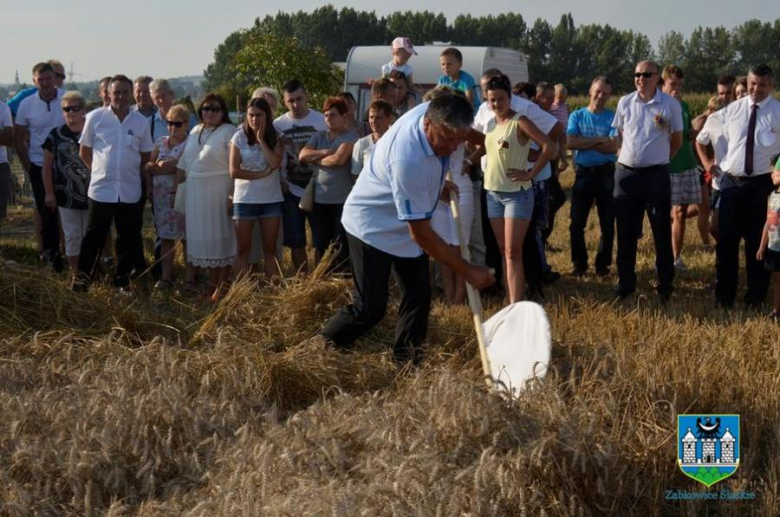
[[567, 108, 618, 167], [438, 71, 480, 108], [342, 103, 450, 258]]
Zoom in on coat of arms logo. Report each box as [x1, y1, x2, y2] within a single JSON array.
[[677, 414, 740, 487]]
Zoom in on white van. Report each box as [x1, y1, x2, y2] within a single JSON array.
[[344, 44, 529, 115]]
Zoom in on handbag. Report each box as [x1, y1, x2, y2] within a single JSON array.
[[173, 181, 186, 215], [298, 171, 317, 212]]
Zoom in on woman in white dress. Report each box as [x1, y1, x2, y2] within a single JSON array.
[[175, 94, 236, 301]]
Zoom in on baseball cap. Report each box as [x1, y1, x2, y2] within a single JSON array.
[[392, 37, 418, 55]]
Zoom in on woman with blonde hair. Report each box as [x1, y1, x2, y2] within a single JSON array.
[[41, 91, 89, 275], [145, 104, 194, 290]]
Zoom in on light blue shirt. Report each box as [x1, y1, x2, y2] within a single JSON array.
[[567, 107, 618, 167], [342, 102, 449, 258], [612, 89, 683, 168], [438, 71, 480, 108]]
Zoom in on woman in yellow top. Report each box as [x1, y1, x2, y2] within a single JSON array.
[[483, 75, 555, 303]]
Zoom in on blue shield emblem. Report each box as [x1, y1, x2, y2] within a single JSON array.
[[677, 414, 739, 487]]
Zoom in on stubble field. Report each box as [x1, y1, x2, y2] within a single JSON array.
[[0, 170, 778, 516]]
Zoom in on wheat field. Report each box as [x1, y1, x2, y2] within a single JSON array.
[[0, 170, 778, 516]]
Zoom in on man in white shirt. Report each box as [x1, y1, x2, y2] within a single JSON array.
[[14, 62, 65, 271], [713, 63, 780, 309], [611, 60, 683, 302], [273, 79, 327, 273], [470, 68, 563, 299], [73, 75, 154, 291], [319, 95, 494, 364]]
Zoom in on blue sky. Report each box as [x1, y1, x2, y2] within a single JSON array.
[[2, 0, 778, 84]]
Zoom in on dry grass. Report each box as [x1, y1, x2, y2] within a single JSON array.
[[1, 171, 779, 516]]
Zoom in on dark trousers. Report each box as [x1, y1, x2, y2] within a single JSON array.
[[321, 233, 431, 363], [77, 198, 145, 287], [614, 163, 674, 296], [716, 173, 774, 306], [542, 173, 566, 244], [570, 163, 615, 272], [311, 202, 347, 268], [28, 164, 61, 261]]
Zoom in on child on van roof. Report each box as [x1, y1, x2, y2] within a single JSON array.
[[381, 37, 417, 86], [437, 47, 479, 108]]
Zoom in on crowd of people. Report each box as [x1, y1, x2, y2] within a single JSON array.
[[1, 40, 779, 363]]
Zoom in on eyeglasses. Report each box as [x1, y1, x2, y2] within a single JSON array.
[[62, 106, 82, 113], [634, 72, 656, 78], [166, 120, 185, 128], [202, 105, 222, 113]]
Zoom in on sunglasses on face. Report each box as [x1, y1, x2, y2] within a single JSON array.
[[166, 120, 186, 128], [62, 106, 82, 113], [634, 72, 656, 78], [202, 106, 222, 113]]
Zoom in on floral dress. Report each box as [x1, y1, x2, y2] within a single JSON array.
[[152, 136, 186, 240]]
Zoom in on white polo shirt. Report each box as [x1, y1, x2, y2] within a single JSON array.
[[695, 110, 728, 189], [474, 95, 557, 181], [612, 89, 683, 168], [718, 95, 780, 177], [15, 90, 65, 166], [342, 102, 450, 258], [0, 101, 12, 163], [79, 107, 154, 203]]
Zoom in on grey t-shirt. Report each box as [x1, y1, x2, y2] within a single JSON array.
[[308, 129, 358, 204]]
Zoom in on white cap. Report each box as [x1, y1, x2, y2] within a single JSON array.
[[392, 37, 417, 55]]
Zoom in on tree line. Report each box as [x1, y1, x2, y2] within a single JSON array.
[[203, 6, 780, 100]]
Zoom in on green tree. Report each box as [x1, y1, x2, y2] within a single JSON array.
[[683, 26, 735, 91], [657, 31, 686, 67], [234, 31, 343, 112], [385, 11, 449, 45], [547, 14, 580, 86], [731, 19, 779, 73], [203, 30, 250, 95], [523, 18, 553, 82]]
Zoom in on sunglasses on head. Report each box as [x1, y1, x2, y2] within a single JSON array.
[[166, 120, 185, 128], [62, 106, 82, 113], [202, 105, 222, 113], [634, 72, 656, 78]]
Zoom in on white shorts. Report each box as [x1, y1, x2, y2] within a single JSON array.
[[59, 207, 88, 257]]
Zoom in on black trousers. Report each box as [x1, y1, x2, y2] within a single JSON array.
[[570, 163, 615, 272], [614, 163, 674, 296], [311, 202, 348, 268], [28, 164, 61, 261], [77, 198, 145, 287], [321, 233, 431, 363], [716, 173, 774, 306], [542, 173, 566, 243]]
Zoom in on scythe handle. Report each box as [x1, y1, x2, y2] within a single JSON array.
[[447, 175, 493, 387]]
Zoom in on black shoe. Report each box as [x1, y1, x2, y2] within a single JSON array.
[[571, 267, 587, 278], [614, 286, 635, 300], [542, 270, 561, 285], [596, 267, 610, 277]]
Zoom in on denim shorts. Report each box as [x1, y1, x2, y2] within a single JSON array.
[[486, 188, 534, 220], [233, 202, 283, 221]]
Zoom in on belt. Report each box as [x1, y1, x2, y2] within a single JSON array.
[[617, 162, 667, 171], [576, 163, 615, 172], [724, 171, 770, 180]]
